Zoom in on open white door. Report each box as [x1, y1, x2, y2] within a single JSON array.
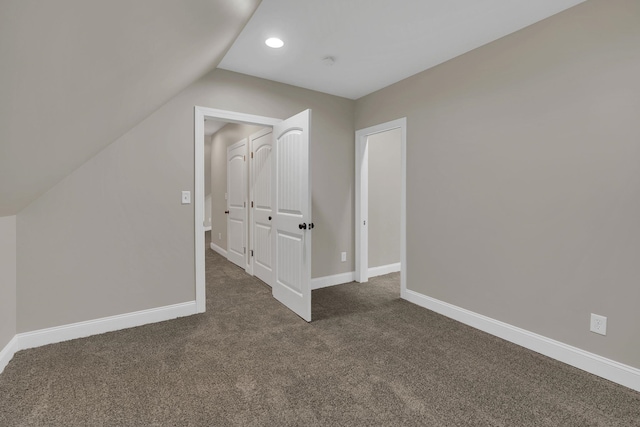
[[271, 110, 312, 322], [227, 138, 247, 270], [250, 128, 274, 286]]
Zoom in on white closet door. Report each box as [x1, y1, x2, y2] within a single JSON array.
[[250, 128, 274, 286], [226, 138, 247, 270]]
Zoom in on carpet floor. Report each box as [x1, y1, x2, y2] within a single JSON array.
[[1, 245, 639, 426]]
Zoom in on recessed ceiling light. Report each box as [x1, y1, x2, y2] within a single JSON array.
[[265, 37, 284, 49]]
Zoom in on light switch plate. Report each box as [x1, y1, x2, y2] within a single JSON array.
[[181, 191, 191, 204]]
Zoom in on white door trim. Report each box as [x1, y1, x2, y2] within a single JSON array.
[[355, 118, 407, 297], [194, 106, 282, 313]]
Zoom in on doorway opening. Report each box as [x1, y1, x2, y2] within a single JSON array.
[[194, 107, 281, 313], [195, 107, 314, 322], [355, 118, 407, 298]]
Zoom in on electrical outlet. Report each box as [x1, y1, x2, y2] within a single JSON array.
[[590, 313, 607, 336], [341, 252, 347, 262], [181, 191, 191, 204]]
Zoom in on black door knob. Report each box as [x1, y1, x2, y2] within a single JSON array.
[[268, 216, 272, 221], [224, 210, 229, 214], [298, 223, 307, 230]]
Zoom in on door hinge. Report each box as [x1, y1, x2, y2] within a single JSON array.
[[244, 201, 246, 208], [250, 249, 254, 257], [251, 201, 254, 208], [243, 247, 246, 254], [243, 155, 246, 161], [251, 152, 254, 159]]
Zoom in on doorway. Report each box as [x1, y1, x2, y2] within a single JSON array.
[[194, 107, 314, 321], [355, 118, 407, 298], [194, 108, 281, 313]]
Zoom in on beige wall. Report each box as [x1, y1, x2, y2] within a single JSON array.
[[204, 138, 212, 199], [0, 216, 17, 350], [367, 129, 401, 268], [210, 123, 265, 250], [355, 0, 640, 369], [204, 138, 212, 227], [17, 69, 355, 332]]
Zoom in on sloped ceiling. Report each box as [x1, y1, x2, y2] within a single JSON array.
[[0, 0, 261, 216]]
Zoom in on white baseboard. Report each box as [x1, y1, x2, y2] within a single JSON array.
[[210, 242, 227, 257], [368, 262, 401, 278], [1, 301, 198, 375], [311, 271, 356, 290], [0, 335, 19, 375], [402, 288, 640, 392], [18, 301, 197, 351]]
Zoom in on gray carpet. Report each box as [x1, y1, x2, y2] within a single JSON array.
[[1, 243, 639, 426]]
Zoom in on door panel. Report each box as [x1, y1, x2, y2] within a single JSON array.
[[250, 128, 274, 285], [272, 110, 312, 322], [227, 139, 247, 269]]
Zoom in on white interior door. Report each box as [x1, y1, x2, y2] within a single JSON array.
[[250, 128, 274, 286], [271, 110, 312, 322], [227, 138, 247, 270]]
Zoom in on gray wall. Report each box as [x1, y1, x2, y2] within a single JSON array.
[[0, 215, 17, 351], [17, 69, 355, 332], [204, 137, 212, 198], [210, 123, 265, 250], [204, 138, 212, 227], [367, 129, 401, 268], [355, 0, 640, 369]]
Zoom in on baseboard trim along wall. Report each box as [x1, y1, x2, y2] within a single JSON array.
[[0, 301, 197, 375], [210, 242, 227, 257], [311, 271, 356, 290], [0, 336, 19, 375], [368, 262, 401, 278], [402, 288, 640, 393]]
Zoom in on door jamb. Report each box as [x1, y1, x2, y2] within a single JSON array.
[[194, 106, 281, 313], [355, 118, 407, 297]]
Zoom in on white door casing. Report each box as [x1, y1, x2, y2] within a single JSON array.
[[194, 107, 282, 313], [227, 138, 248, 270], [271, 110, 312, 322], [250, 127, 274, 286], [355, 118, 407, 298]]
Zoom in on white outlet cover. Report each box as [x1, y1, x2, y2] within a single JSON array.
[[181, 191, 191, 204], [590, 313, 607, 336]]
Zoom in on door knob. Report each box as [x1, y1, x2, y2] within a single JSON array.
[[268, 216, 272, 221], [298, 223, 307, 230], [224, 210, 229, 214]]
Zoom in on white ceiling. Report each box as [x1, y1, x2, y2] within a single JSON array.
[[219, 0, 587, 100], [0, 0, 261, 216]]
